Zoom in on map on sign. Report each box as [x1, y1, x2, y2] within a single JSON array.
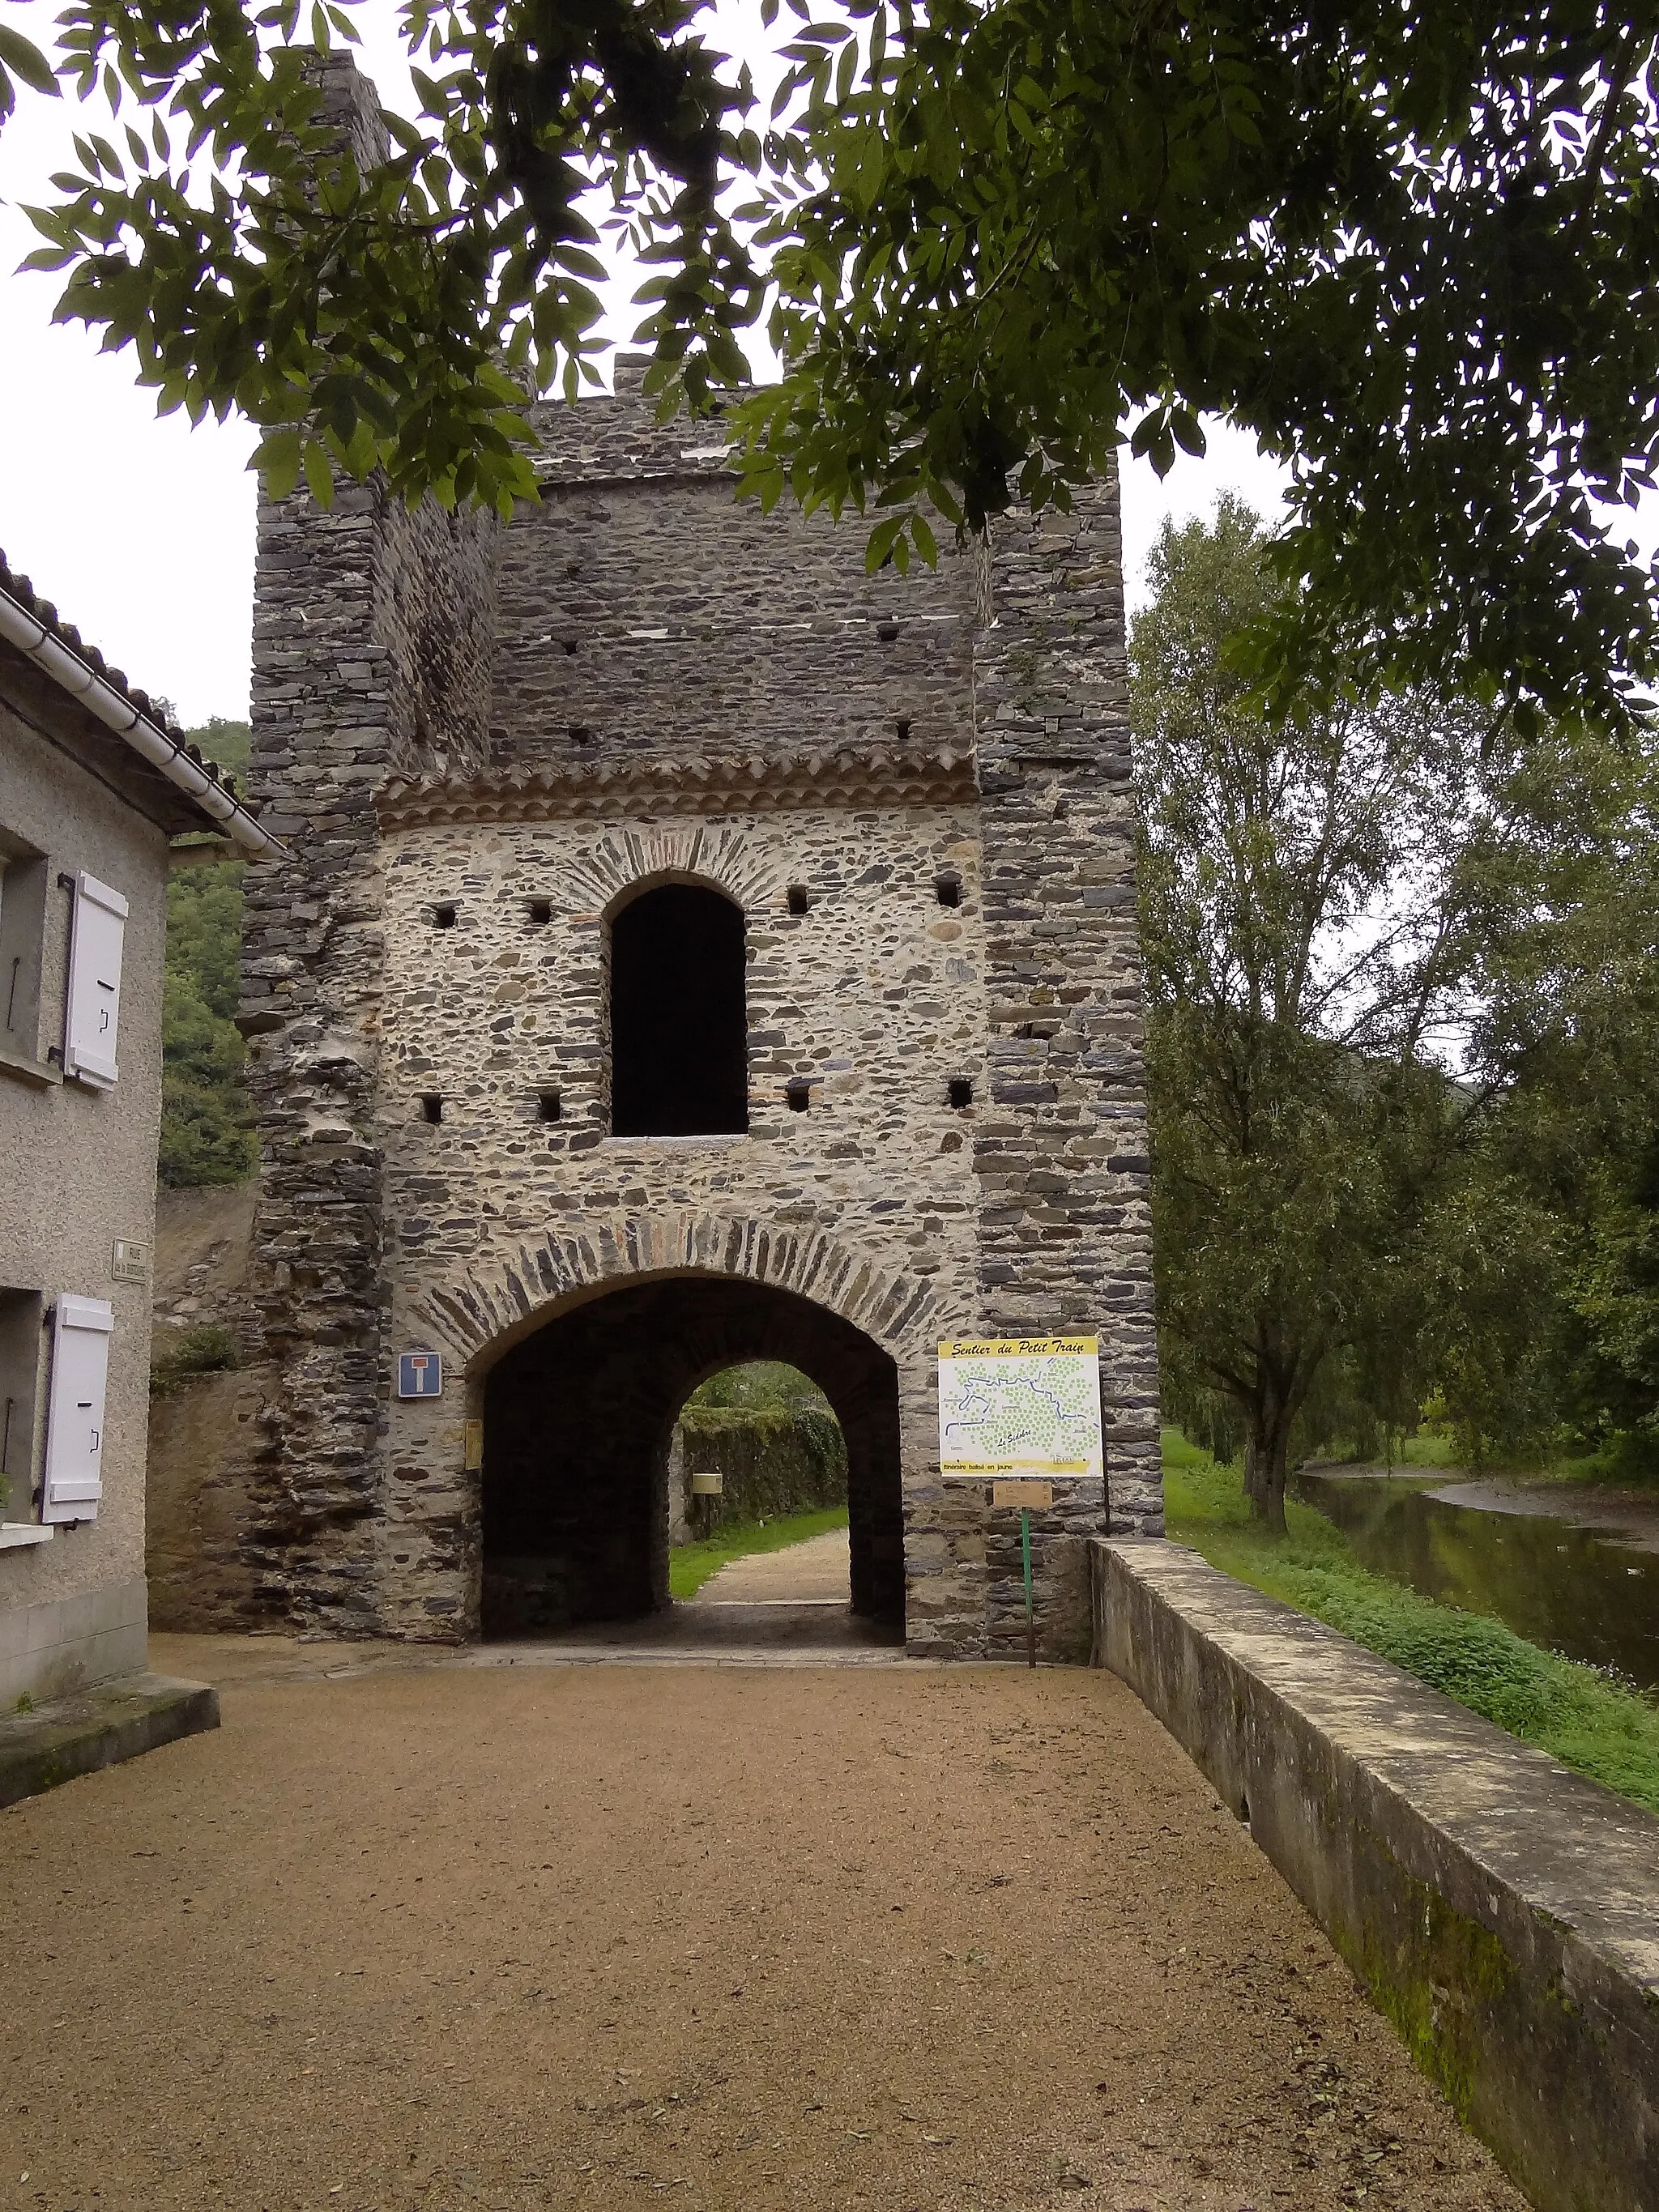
[[937, 1336, 1104, 1480]]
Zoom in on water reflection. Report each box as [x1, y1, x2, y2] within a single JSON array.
[[1294, 1472, 1659, 1691]]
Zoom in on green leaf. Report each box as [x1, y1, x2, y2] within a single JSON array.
[[301, 437, 335, 509], [0, 24, 58, 96]]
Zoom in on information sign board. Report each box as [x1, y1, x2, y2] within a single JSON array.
[[937, 1336, 1103, 1481]]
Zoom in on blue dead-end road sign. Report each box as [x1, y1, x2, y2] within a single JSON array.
[[398, 1350, 443, 1399]]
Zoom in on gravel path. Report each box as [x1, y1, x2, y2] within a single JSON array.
[[688, 1528, 851, 1603], [0, 1640, 1527, 2212]]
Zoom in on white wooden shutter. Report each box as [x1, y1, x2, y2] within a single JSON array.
[[41, 1295, 113, 1522], [63, 872, 128, 1088]]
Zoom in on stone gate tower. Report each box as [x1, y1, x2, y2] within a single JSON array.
[[230, 71, 1159, 1657]]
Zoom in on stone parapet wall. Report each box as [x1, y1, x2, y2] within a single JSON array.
[[1093, 1537, 1659, 2212]]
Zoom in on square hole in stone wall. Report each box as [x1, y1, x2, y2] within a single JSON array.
[[433, 903, 458, 929], [935, 873, 962, 908], [527, 898, 552, 926], [787, 885, 811, 916], [949, 1077, 973, 1110], [420, 1094, 443, 1124], [537, 1090, 562, 1123], [785, 1078, 812, 1112]]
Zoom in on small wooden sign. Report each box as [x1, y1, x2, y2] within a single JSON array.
[[690, 1470, 724, 1496], [993, 1478, 1054, 1509]]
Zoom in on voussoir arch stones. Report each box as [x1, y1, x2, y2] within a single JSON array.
[[409, 1210, 947, 1375]]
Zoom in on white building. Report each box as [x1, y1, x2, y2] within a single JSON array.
[[0, 552, 278, 1709]]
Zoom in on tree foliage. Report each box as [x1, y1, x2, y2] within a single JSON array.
[[11, 0, 758, 514], [1443, 727, 1659, 1465], [5, 2, 1659, 720], [160, 718, 256, 1187], [1136, 499, 1481, 1526]]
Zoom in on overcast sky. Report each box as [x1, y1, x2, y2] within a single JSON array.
[[0, 0, 1290, 729]]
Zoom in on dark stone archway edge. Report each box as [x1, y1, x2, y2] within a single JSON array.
[[1092, 1537, 1659, 2212]]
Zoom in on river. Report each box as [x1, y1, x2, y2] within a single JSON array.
[[1294, 1468, 1659, 1692]]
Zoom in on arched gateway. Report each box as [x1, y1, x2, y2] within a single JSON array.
[[480, 1274, 904, 1630], [224, 70, 1161, 1665]]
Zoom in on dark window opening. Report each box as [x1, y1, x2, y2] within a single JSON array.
[[569, 726, 594, 747], [433, 902, 458, 929], [610, 884, 748, 1136], [538, 1090, 562, 1123], [935, 873, 962, 908], [562, 638, 579, 655], [787, 884, 811, 916], [876, 618, 899, 641], [527, 898, 552, 926], [785, 1078, 811, 1112], [948, 1077, 973, 1110], [895, 714, 913, 741], [420, 1093, 443, 1124]]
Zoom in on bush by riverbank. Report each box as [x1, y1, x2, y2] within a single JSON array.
[[1164, 1430, 1659, 1815]]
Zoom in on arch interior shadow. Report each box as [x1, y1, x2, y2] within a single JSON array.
[[481, 1275, 905, 1636], [611, 883, 748, 1136]]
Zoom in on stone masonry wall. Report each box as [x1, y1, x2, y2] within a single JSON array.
[[489, 364, 977, 771], [224, 53, 505, 1633], [969, 476, 1162, 1655], [368, 799, 987, 1643], [374, 489, 498, 774]]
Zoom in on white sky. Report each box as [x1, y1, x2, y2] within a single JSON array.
[[0, 0, 1290, 727]]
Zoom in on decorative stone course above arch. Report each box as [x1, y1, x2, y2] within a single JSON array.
[[407, 1209, 948, 1378]]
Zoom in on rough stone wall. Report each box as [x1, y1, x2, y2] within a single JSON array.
[[226, 55, 503, 1632], [966, 480, 1163, 1655], [374, 490, 498, 774], [488, 365, 976, 770], [369, 799, 985, 1643]]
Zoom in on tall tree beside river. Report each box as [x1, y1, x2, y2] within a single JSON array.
[[1133, 500, 1480, 1529], [1441, 729, 1659, 1468]]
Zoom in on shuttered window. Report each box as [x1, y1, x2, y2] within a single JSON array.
[[41, 1294, 113, 1522], [63, 872, 127, 1089]]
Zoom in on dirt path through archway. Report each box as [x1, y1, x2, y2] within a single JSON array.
[[1, 1645, 1526, 2212], [687, 1528, 852, 1603]]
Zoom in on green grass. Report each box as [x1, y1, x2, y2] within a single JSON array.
[[668, 1505, 849, 1600], [1392, 1430, 1461, 1468], [1162, 1429, 1659, 1815]]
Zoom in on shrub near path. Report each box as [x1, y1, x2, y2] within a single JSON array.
[[1164, 1430, 1659, 1813]]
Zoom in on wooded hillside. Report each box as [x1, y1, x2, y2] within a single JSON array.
[[160, 718, 254, 1187]]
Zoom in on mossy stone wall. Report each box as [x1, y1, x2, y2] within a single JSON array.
[[674, 1406, 847, 1537]]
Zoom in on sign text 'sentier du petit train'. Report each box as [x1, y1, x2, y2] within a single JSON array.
[[936, 1336, 1105, 1482]]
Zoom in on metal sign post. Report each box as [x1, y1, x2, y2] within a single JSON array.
[[991, 1477, 1051, 1668], [1021, 1507, 1035, 1669]]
